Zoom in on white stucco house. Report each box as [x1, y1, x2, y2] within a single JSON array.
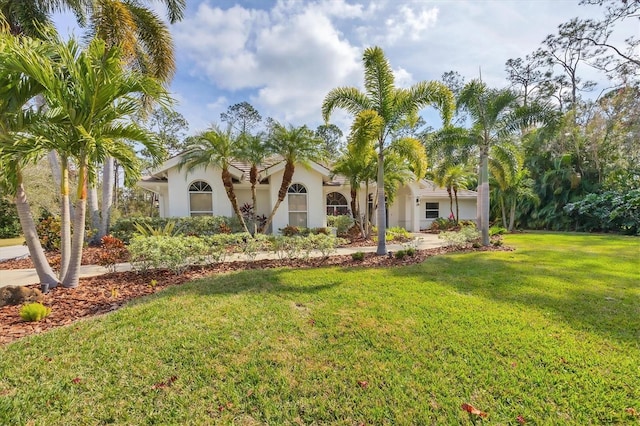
[[138, 155, 478, 233]]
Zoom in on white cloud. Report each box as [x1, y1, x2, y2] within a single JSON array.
[[174, 0, 362, 127], [393, 67, 413, 88]]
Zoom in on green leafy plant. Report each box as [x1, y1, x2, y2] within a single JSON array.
[[129, 235, 209, 274], [394, 250, 407, 259], [326, 215, 354, 236], [280, 225, 302, 237], [438, 226, 481, 248], [20, 303, 51, 322], [351, 251, 365, 261], [133, 221, 177, 237], [490, 226, 507, 236]]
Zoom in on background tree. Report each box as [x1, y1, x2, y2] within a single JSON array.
[[220, 101, 262, 135], [322, 46, 453, 254], [315, 123, 344, 161]]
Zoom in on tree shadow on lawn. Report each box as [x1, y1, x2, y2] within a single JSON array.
[[127, 267, 343, 307], [389, 253, 640, 346]]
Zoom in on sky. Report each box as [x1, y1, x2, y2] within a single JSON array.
[[54, 0, 638, 135]]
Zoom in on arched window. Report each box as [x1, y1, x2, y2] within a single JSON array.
[[288, 183, 307, 227], [189, 180, 213, 216], [326, 192, 349, 216]]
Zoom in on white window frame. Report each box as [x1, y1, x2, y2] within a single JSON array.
[[326, 192, 349, 216], [189, 180, 213, 216], [288, 183, 308, 228], [425, 202, 439, 219]]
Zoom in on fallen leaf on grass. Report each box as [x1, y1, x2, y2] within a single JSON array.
[[517, 414, 526, 424], [71, 377, 81, 384], [626, 408, 639, 417], [151, 375, 178, 390], [357, 380, 368, 389], [461, 403, 488, 418]]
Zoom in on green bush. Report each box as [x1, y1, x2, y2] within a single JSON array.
[[0, 199, 21, 238], [111, 216, 243, 243], [351, 251, 365, 261], [438, 226, 481, 248], [565, 189, 640, 235], [20, 303, 51, 322], [128, 235, 209, 274], [326, 215, 354, 236], [387, 226, 411, 242], [489, 225, 507, 236]]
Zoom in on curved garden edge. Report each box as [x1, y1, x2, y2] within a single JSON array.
[[0, 244, 512, 345]]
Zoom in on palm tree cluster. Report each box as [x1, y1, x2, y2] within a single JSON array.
[[0, 0, 185, 288]]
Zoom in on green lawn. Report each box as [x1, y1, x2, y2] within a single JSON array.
[[1, 233, 638, 425]]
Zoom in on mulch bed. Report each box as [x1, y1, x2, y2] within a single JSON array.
[[0, 245, 512, 345]]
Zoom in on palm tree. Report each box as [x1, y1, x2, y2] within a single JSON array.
[[260, 123, 325, 233], [455, 80, 553, 245], [0, 36, 59, 286], [0, 1, 87, 37], [237, 132, 270, 234], [432, 162, 473, 223], [180, 125, 250, 234], [322, 46, 454, 254], [4, 32, 168, 288]]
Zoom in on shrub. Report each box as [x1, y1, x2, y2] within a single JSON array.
[[438, 226, 481, 248], [326, 215, 354, 236], [394, 250, 407, 259], [239, 233, 270, 261], [489, 225, 507, 236], [133, 221, 177, 237], [351, 251, 365, 261], [0, 199, 21, 238], [111, 216, 243, 243], [129, 235, 209, 274], [387, 226, 412, 242], [20, 302, 51, 322], [565, 189, 640, 235], [36, 213, 62, 252], [98, 235, 128, 272], [429, 218, 457, 232], [280, 225, 302, 237]]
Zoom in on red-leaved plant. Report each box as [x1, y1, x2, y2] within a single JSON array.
[[98, 235, 128, 272]]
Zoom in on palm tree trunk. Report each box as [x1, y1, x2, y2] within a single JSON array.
[[350, 187, 357, 219], [87, 184, 100, 245], [99, 157, 114, 239], [447, 186, 454, 218], [508, 199, 516, 232], [48, 150, 75, 222], [14, 172, 59, 287], [261, 161, 294, 234], [454, 187, 459, 224], [59, 155, 71, 280], [222, 167, 249, 234], [376, 151, 387, 255], [250, 164, 258, 235], [479, 150, 490, 246], [500, 196, 507, 229], [62, 163, 88, 288]]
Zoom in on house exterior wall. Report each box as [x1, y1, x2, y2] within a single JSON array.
[[269, 166, 326, 233], [166, 165, 232, 217], [419, 197, 477, 230]]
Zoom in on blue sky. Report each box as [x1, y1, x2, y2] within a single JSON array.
[[55, 0, 637, 135]]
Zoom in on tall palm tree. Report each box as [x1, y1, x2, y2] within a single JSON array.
[[180, 125, 250, 234], [322, 46, 454, 254], [0, 36, 59, 286], [260, 123, 324, 233], [4, 32, 168, 288], [455, 80, 554, 245]]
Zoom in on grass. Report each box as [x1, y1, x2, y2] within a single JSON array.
[[0, 237, 24, 247], [0, 232, 638, 424]]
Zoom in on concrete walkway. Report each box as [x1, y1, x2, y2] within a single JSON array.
[[0, 233, 445, 288]]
